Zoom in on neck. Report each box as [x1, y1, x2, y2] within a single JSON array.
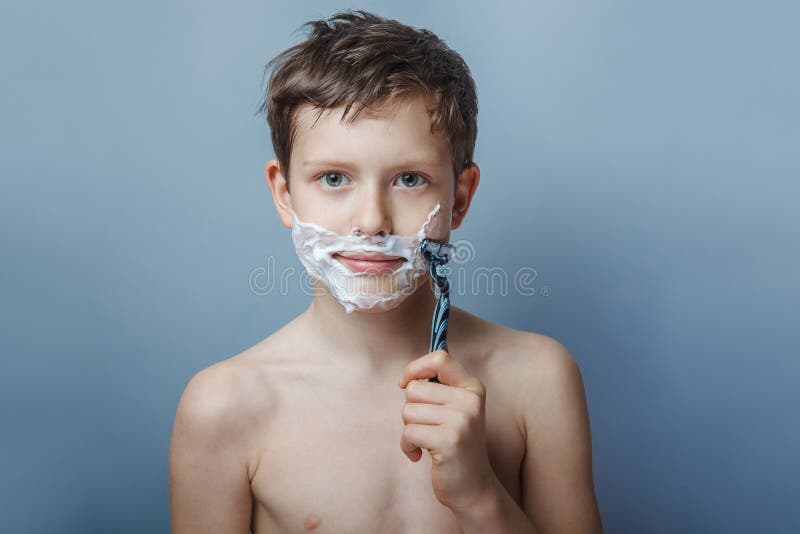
[[300, 278, 439, 379]]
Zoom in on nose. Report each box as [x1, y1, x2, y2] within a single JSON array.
[[350, 182, 392, 237]]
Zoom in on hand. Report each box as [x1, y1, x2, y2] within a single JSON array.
[[398, 349, 497, 511]]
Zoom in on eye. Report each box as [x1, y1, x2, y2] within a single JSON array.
[[394, 171, 427, 189], [317, 172, 351, 188]]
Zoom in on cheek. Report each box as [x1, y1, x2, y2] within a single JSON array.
[[292, 190, 347, 231], [424, 206, 452, 240], [397, 198, 452, 240]]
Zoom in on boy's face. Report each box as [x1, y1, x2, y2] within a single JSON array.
[[268, 94, 477, 243]]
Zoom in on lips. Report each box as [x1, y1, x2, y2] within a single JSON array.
[[336, 252, 402, 261], [333, 252, 404, 273]]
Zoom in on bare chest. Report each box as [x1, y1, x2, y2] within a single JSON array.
[[248, 379, 524, 533]]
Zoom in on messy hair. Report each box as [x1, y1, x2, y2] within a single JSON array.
[[256, 9, 478, 191]]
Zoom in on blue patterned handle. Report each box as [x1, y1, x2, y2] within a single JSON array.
[[420, 239, 454, 384]]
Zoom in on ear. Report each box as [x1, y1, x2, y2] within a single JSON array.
[[450, 163, 480, 231], [265, 158, 293, 229]]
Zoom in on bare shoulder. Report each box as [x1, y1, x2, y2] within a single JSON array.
[[450, 307, 586, 429], [509, 332, 587, 431], [169, 336, 290, 534], [172, 358, 263, 479], [180, 334, 275, 415], [496, 325, 585, 420], [172, 320, 297, 478], [507, 329, 583, 394], [187, 311, 306, 400], [451, 306, 578, 380], [177, 355, 262, 428]]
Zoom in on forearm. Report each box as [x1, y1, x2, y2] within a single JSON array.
[[450, 475, 539, 534]]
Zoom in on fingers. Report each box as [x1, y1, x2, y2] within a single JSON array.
[[403, 378, 450, 404], [398, 350, 488, 465], [400, 423, 438, 462], [400, 350, 482, 396], [402, 402, 450, 425]]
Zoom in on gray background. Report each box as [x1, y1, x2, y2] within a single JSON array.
[[1, 1, 797, 532]]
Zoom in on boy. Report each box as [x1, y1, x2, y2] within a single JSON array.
[[169, 9, 603, 534]]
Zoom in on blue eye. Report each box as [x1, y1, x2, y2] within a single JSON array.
[[317, 172, 350, 188], [315, 170, 427, 189], [394, 172, 427, 188]]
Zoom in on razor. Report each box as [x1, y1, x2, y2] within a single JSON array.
[[419, 238, 455, 384]]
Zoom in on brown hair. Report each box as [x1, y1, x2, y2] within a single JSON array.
[[256, 9, 478, 191]]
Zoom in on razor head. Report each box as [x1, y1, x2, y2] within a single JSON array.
[[419, 239, 455, 264]]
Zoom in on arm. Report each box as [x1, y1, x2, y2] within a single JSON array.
[[519, 338, 604, 533], [449, 475, 540, 533], [448, 337, 603, 533], [168, 366, 253, 534]]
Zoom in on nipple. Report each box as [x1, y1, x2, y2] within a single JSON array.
[[303, 513, 322, 530]]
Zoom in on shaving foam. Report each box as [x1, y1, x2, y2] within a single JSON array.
[[291, 203, 442, 314]]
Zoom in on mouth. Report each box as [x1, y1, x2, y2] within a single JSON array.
[[333, 252, 404, 273]]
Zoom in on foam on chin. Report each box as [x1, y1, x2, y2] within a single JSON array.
[[291, 202, 443, 314]]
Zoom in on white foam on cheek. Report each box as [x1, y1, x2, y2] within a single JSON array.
[[290, 202, 442, 313], [418, 200, 451, 241]]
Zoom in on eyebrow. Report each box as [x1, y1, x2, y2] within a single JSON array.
[[300, 157, 443, 169]]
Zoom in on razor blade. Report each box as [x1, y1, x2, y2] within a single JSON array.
[[419, 239, 455, 265]]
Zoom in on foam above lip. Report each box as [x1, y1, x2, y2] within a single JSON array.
[[290, 202, 443, 313]]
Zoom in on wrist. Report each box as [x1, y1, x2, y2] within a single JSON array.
[[449, 474, 539, 534], [449, 475, 503, 528]]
